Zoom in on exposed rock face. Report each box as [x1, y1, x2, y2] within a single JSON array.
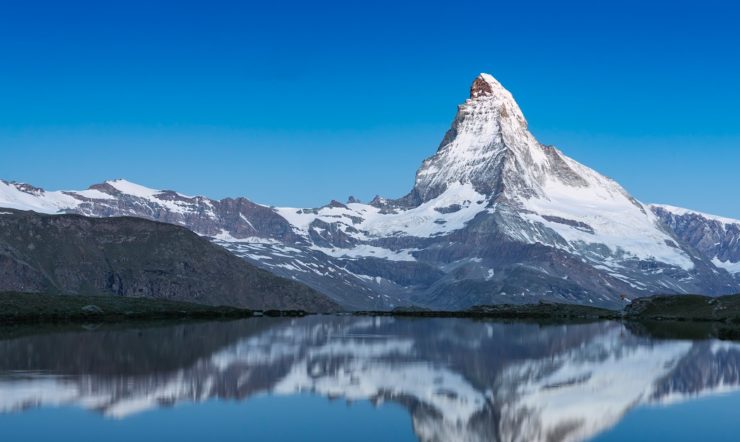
[[0, 209, 337, 312], [651, 204, 740, 279], [1, 74, 738, 309]]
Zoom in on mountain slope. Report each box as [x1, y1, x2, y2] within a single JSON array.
[[0, 209, 337, 312], [1, 74, 738, 309], [651, 204, 740, 277]]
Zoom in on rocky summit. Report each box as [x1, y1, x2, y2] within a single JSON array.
[[2, 74, 739, 310]]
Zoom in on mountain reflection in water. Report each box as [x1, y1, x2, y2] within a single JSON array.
[[0, 317, 738, 442]]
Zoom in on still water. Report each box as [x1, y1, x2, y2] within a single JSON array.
[[0, 317, 738, 441]]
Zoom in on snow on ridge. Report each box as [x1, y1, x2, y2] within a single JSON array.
[[277, 182, 489, 240], [712, 257, 740, 274], [98, 179, 222, 216], [521, 172, 695, 270], [0, 178, 200, 214], [72, 189, 116, 200], [0, 180, 80, 214], [363, 182, 489, 237], [105, 179, 161, 198], [651, 204, 740, 227], [104, 179, 197, 200], [414, 82, 543, 195]]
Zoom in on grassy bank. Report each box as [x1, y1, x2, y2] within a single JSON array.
[[624, 294, 740, 322], [0, 292, 310, 324]]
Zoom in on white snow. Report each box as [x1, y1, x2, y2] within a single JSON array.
[[277, 182, 488, 241], [500, 327, 693, 442], [712, 257, 740, 274], [415, 74, 546, 195], [0, 180, 81, 213], [651, 204, 740, 227], [312, 244, 417, 262], [522, 168, 695, 270], [105, 179, 160, 198], [362, 183, 489, 237]]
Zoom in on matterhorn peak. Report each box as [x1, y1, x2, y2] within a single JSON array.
[[408, 73, 542, 202], [470, 73, 506, 98]]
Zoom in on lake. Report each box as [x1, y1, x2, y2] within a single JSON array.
[[0, 317, 738, 441]]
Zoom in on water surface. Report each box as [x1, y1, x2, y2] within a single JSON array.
[[0, 317, 738, 441]]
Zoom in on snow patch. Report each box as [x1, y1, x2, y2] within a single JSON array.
[[105, 179, 160, 198], [312, 244, 416, 262], [712, 257, 740, 274]]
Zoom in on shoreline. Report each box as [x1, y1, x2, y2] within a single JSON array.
[[1, 293, 739, 334]]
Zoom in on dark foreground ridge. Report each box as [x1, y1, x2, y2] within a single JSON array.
[[0, 209, 338, 312], [0, 292, 313, 324]]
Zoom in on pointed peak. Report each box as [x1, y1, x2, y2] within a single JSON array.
[[470, 73, 506, 99], [325, 199, 348, 209], [407, 73, 538, 202]]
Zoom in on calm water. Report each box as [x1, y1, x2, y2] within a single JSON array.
[[0, 317, 738, 442]]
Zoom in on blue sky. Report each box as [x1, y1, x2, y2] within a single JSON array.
[[1, 0, 738, 217]]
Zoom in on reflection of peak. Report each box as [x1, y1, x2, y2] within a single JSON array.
[[498, 328, 693, 442], [0, 318, 739, 442]]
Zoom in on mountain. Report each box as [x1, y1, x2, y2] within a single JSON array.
[[0, 209, 337, 312], [651, 204, 740, 279], [2, 74, 738, 309]]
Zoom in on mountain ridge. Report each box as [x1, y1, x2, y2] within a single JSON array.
[[1, 73, 738, 309]]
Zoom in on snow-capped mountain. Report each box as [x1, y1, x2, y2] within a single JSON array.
[[2, 73, 738, 309]]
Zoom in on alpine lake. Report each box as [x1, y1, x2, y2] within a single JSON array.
[[0, 316, 738, 442]]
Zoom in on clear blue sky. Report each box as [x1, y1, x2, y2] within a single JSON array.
[[1, 0, 738, 217]]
